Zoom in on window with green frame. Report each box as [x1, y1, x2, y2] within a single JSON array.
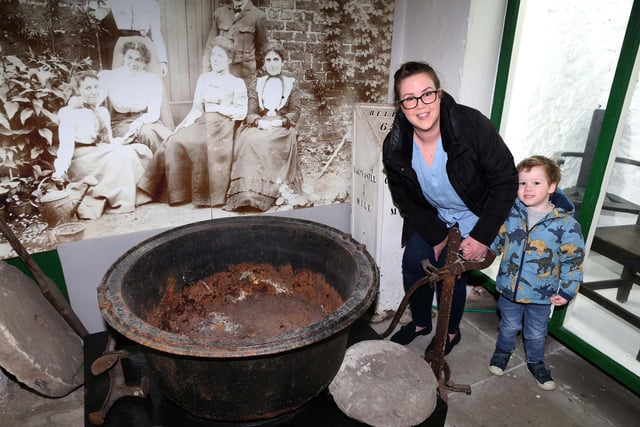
[[489, 0, 640, 395]]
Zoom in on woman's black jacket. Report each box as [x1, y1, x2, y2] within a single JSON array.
[[382, 91, 518, 247]]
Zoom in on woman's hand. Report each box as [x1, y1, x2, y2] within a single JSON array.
[[257, 119, 282, 130], [459, 236, 488, 261], [51, 171, 66, 185], [121, 127, 139, 144], [129, 119, 143, 134], [434, 236, 448, 262]]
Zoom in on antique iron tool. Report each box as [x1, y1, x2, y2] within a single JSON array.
[[380, 227, 495, 401]]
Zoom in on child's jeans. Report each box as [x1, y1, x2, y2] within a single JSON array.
[[496, 294, 551, 363]]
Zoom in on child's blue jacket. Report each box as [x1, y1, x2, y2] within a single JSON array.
[[490, 189, 585, 304]]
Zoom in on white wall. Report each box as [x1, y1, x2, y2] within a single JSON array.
[[388, 0, 471, 101], [389, 0, 506, 116], [460, 0, 507, 115], [501, 0, 628, 162], [501, 0, 639, 228]]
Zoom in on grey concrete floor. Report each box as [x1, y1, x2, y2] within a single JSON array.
[[0, 286, 638, 427], [370, 286, 640, 427]]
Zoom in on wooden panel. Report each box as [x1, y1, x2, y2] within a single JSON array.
[[158, 0, 214, 121]]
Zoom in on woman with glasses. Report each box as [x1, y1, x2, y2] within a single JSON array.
[[382, 61, 518, 355]]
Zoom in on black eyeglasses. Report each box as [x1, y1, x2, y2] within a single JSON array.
[[399, 90, 439, 109]]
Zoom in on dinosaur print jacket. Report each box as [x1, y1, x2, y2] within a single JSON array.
[[490, 189, 585, 304]]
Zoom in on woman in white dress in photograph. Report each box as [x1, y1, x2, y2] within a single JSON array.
[[98, 41, 172, 153], [97, 0, 175, 129], [138, 36, 247, 208], [52, 70, 152, 217]]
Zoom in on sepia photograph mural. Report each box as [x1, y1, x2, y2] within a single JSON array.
[[0, 0, 394, 260]]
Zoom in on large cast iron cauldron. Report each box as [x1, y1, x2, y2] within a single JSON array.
[[97, 216, 379, 422]]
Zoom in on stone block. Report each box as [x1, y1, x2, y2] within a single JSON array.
[[0, 261, 83, 397]]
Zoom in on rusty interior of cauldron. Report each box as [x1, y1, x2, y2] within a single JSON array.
[[99, 216, 378, 356], [97, 216, 379, 421], [145, 261, 346, 343]]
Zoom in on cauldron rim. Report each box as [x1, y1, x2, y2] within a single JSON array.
[[97, 216, 379, 358]]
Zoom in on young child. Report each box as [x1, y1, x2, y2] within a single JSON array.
[[488, 155, 585, 390]]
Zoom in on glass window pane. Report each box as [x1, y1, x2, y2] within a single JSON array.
[[499, 0, 639, 378], [570, 73, 640, 376]]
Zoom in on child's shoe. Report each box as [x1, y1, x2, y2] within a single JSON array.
[[488, 348, 512, 376], [527, 361, 556, 390]]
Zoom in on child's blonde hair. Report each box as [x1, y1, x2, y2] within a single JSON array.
[[516, 155, 561, 187]]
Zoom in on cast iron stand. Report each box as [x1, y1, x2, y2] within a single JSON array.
[[88, 333, 149, 425]]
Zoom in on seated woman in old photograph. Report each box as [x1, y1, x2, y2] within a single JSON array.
[[138, 36, 247, 207], [224, 44, 303, 212], [100, 0, 175, 129], [52, 70, 152, 218], [98, 41, 172, 153]]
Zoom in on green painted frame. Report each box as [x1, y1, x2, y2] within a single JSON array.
[[487, 0, 640, 396]]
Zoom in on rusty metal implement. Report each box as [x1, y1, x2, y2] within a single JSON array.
[[88, 334, 149, 425], [380, 227, 495, 401]]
